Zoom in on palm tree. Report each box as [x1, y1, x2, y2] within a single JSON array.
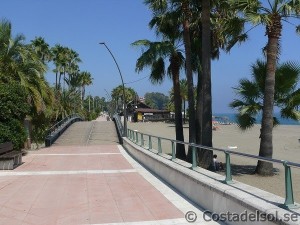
[[132, 39, 186, 160], [51, 44, 65, 90], [178, 0, 196, 159], [79, 71, 93, 101], [0, 19, 54, 114], [231, 60, 300, 129], [232, 0, 300, 175], [111, 85, 137, 114], [31, 37, 52, 64], [196, 0, 213, 169], [54, 89, 80, 120], [145, 0, 197, 162], [169, 79, 188, 122], [0, 19, 27, 81], [0, 19, 54, 148], [65, 48, 81, 89]]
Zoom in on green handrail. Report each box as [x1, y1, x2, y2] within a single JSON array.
[[126, 128, 300, 209]]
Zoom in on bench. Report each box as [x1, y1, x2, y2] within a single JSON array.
[[0, 142, 22, 170]]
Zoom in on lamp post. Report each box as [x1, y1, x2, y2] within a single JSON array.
[[99, 42, 127, 137]]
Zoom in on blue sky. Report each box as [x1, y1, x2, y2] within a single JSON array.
[[1, 0, 300, 113]]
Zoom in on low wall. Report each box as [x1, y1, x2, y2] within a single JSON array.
[[45, 117, 83, 147], [123, 138, 300, 225]]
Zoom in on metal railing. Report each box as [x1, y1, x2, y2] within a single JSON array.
[[113, 114, 124, 137], [45, 114, 83, 147], [126, 128, 300, 210]]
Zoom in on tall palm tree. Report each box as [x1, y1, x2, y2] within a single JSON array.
[[51, 44, 65, 90], [65, 48, 81, 90], [232, 0, 300, 175], [178, 0, 196, 160], [197, 0, 213, 168], [145, 0, 197, 162], [132, 39, 186, 160], [79, 71, 93, 100], [231, 59, 300, 129]]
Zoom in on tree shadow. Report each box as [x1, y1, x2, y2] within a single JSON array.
[[222, 164, 280, 176], [230, 164, 256, 176], [167, 125, 189, 129]]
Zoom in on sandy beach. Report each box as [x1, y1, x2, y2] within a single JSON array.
[[127, 121, 300, 203]]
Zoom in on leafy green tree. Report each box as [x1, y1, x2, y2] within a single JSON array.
[[111, 85, 137, 106], [0, 19, 52, 115], [230, 60, 300, 129], [231, 0, 300, 175], [144, 92, 170, 109], [0, 19, 55, 147], [0, 82, 29, 149], [53, 90, 81, 120]]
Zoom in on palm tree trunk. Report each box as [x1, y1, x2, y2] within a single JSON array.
[[196, 64, 202, 144], [183, 100, 186, 123], [182, 0, 196, 163], [63, 71, 66, 91], [58, 72, 62, 90], [198, 0, 213, 169], [171, 56, 186, 160], [81, 87, 83, 109], [82, 86, 86, 101], [55, 72, 58, 90], [256, 36, 277, 176]]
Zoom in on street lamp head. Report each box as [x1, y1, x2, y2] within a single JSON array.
[[99, 42, 105, 45]]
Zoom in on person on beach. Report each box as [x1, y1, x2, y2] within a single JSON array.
[[212, 154, 223, 171]]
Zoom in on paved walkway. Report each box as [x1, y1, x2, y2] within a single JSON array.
[[0, 118, 220, 225]]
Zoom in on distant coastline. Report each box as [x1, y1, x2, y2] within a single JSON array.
[[214, 113, 300, 125]]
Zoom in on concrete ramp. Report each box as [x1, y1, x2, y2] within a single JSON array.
[[52, 120, 119, 146]]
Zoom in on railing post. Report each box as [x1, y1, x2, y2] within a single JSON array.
[[133, 130, 136, 142], [191, 145, 197, 169], [171, 141, 176, 160], [158, 137, 162, 154], [141, 133, 144, 147], [282, 161, 298, 209], [148, 135, 152, 150], [136, 132, 139, 144], [224, 151, 233, 184]]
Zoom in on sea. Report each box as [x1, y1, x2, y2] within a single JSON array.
[[213, 113, 300, 126]]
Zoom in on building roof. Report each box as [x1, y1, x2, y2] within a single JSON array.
[[136, 108, 170, 113]]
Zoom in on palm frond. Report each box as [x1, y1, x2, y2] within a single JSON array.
[[236, 113, 256, 130], [149, 57, 166, 84], [235, 78, 261, 100]]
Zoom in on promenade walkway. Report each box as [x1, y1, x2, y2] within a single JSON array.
[[0, 117, 220, 225]]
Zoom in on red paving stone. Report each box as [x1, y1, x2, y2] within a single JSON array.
[[0, 145, 184, 225]]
